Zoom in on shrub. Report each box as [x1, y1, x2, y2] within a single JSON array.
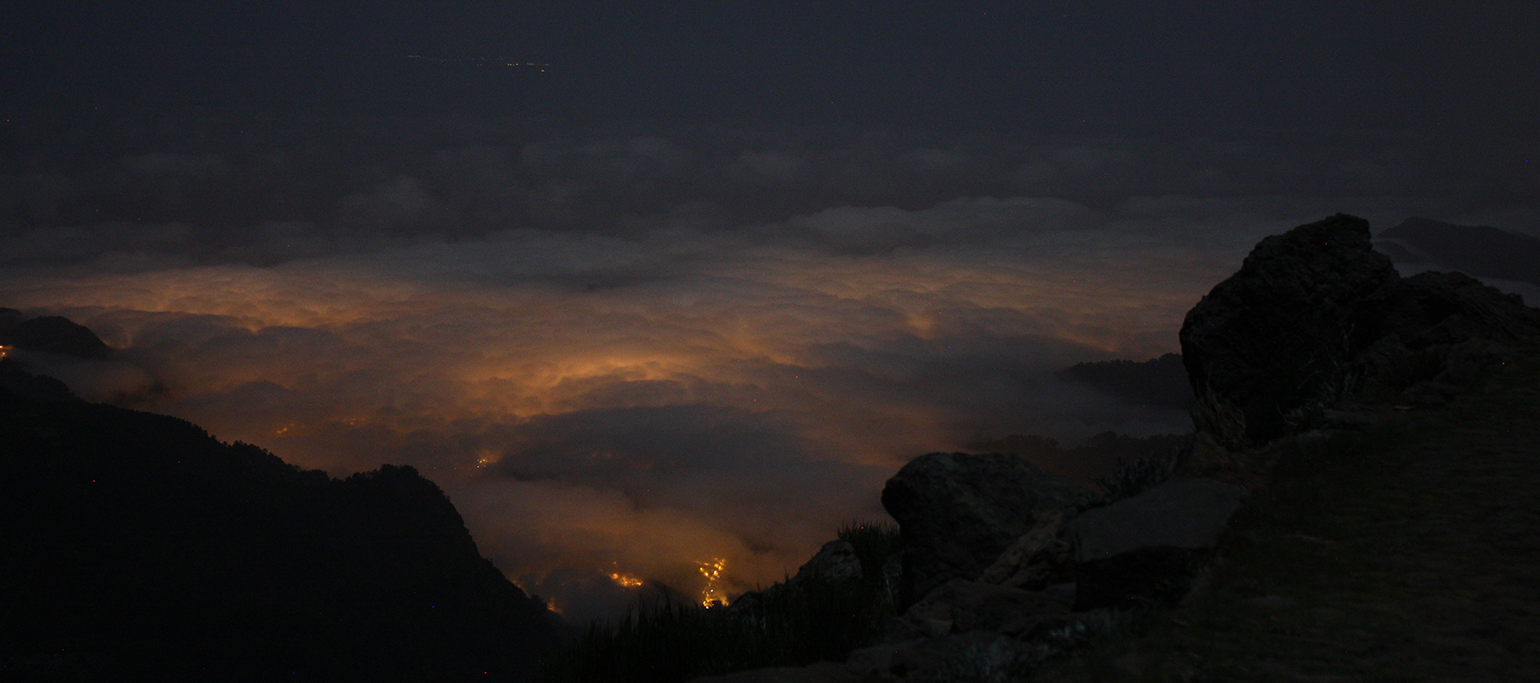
[[1095, 441, 1182, 503], [1189, 382, 1247, 451]]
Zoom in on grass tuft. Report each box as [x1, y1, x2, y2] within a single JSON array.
[[1188, 381, 1247, 451], [1095, 440, 1183, 502]]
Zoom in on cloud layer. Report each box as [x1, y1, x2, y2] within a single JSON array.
[[4, 119, 1537, 623]]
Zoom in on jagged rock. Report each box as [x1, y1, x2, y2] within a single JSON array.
[[977, 508, 1074, 589], [883, 630, 1047, 683], [1181, 214, 1540, 446], [1349, 272, 1540, 396], [1173, 432, 1234, 477], [794, 539, 864, 584], [895, 579, 1072, 639], [725, 540, 865, 624], [881, 452, 1102, 607], [1180, 214, 1401, 445], [1068, 477, 1248, 610]]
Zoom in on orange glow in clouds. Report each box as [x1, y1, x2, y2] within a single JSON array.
[[610, 573, 644, 588], [0, 212, 1256, 623], [698, 558, 728, 608]]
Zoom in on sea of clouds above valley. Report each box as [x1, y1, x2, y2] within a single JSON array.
[[3, 123, 1535, 621]]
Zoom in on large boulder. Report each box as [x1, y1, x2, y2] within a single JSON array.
[[977, 508, 1074, 589], [896, 579, 1071, 639], [881, 452, 1101, 607], [1067, 477, 1247, 610], [1181, 214, 1540, 446], [792, 539, 864, 584], [1180, 214, 1401, 445]]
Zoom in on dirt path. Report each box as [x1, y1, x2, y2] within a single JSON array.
[[1033, 359, 1540, 682]]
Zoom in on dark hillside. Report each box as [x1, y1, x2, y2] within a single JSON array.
[[1378, 217, 1540, 287], [0, 385, 558, 681], [1058, 353, 1192, 409]]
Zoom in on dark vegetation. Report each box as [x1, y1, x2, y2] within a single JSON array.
[[0, 360, 558, 682], [1092, 438, 1184, 503], [536, 522, 903, 683], [535, 438, 1188, 683]]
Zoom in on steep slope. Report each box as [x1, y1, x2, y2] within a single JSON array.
[[0, 387, 558, 681]]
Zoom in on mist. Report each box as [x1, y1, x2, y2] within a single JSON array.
[[5, 2, 1539, 624]]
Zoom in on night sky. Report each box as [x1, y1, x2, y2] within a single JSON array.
[[3, 2, 1537, 622]]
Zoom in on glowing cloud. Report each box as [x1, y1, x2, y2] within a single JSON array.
[[0, 196, 1298, 624]]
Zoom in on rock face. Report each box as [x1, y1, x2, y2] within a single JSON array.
[[696, 214, 1540, 683], [881, 452, 1101, 607], [1180, 214, 1401, 444], [794, 539, 865, 583], [895, 579, 1071, 639], [1181, 214, 1540, 446], [1067, 477, 1248, 609], [977, 508, 1073, 590]]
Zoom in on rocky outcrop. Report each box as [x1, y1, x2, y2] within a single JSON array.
[[688, 214, 1540, 683], [1180, 214, 1401, 445], [796, 539, 865, 583], [1181, 214, 1540, 446], [1067, 477, 1248, 610], [1350, 271, 1540, 395], [894, 579, 1071, 639], [880, 452, 1101, 607], [976, 508, 1073, 590]]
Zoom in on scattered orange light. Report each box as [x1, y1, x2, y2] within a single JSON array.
[[609, 572, 643, 588], [698, 558, 728, 608]]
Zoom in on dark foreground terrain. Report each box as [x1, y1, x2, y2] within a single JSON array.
[[0, 362, 559, 682], [1033, 355, 1540, 682]]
